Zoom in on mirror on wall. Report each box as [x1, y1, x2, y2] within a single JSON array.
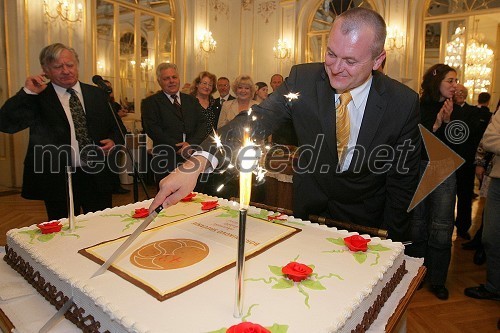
[[423, 22, 441, 74], [424, 1, 500, 105], [94, 0, 174, 121], [308, 35, 324, 63], [96, 1, 114, 79], [140, 13, 155, 99], [158, 18, 172, 65]]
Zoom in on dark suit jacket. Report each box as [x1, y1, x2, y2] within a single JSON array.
[[215, 95, 235, 105], [0, 83, 119, 201], [141, 91, 207, 175], [205, 63, 421, 241]]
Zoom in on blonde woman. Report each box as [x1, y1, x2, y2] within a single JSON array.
[[217, 75, 258, 128]]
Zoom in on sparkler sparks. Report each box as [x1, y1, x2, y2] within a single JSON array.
[[212, 130, 223, 148], [284, 92, 300, 101], [255, 165, 267, 182]]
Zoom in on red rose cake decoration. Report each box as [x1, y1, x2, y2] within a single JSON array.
[[181, 192, 196, 202], [344, 235, 371, 252], [37, 221, 62, 234], [132, 208, 149, 218], [227, 322, 270, 333], [201, 201, 219, 210], [281, 261, 313, 282]]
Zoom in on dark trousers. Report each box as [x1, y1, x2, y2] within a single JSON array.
[[455, 163, 476, 234], [44, 168, 112, 221], [407, 161, 456, 286]]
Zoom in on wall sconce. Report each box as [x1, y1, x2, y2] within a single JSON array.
[[197, 30, 217, 54], [273, 39, 292, 60], [385, 26, 405, 51], [97, 61, 104, 73], [43, 0, 83, 23]]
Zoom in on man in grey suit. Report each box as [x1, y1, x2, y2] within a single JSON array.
[[141, 63, 207, 183], [150, 8, 421, 242], [0, 43, 120, 220]]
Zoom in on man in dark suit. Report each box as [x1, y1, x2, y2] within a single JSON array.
[[150, 8, 421, 242], [453, 85, 492, 239], [215, 77, 235, 105], [214, 77, 235, 127], [141, 63, 207, 184], [0, 43, 120, 220], [268, 72, 299, 146], [269, 74, 284, 94], [476, 92, 493, 135]]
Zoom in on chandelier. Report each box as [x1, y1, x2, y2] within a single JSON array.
[[464, 38, 493, 100], [198, 30, 217, 54], [273, 39, 292, 60], [464, 20, 494, 100], [43, 0, 83, 23], [444, 26, 465, 69]]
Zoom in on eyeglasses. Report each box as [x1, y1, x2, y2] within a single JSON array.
[[200, 81, 213, 87], [217, 84, 229, 88], [443, 78, 459, 84], [455, 90, 466, 96]]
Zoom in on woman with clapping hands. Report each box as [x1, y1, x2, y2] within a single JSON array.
[[407, 64, 462, 300]]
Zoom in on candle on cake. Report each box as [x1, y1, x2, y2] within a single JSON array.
[[234, 128, 257, 318], [66, 166, 75, 232]]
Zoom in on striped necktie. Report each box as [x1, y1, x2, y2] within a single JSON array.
[[336, 91, 352, 161], [171, 94, 181, 111], [67, 88, 92, 161]]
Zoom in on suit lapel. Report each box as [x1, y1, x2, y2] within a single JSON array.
[[356, 73, 387, 150], [41, 84, 69, 125], [317, 76, 337, 160], [81, 83, 99, 121], [158, 92, 183, 120]]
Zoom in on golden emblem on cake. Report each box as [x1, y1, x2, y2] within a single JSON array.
[[130, 239, 209, 270]]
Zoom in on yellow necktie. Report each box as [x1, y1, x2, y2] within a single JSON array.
[[336, 91, 352, 160]]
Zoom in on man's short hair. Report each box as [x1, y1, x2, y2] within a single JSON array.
[[336, 7, 387, 59], [156, 63, 177, 79], [39, 43, 79, 67], [270, 74, 283, 81], [478, 92, 491, 105]]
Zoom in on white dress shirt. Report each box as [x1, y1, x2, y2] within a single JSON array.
[[25, 82, 87, 167], [336, 75, 372, 171]]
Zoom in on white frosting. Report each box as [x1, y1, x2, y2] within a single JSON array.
[[6, 194, 405, 333]]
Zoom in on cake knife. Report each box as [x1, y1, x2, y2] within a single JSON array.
[[38, 205, 163, 333], [91, 204, 164, 278]]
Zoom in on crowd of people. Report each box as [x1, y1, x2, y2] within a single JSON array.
[[0, 7, 498, 317]]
